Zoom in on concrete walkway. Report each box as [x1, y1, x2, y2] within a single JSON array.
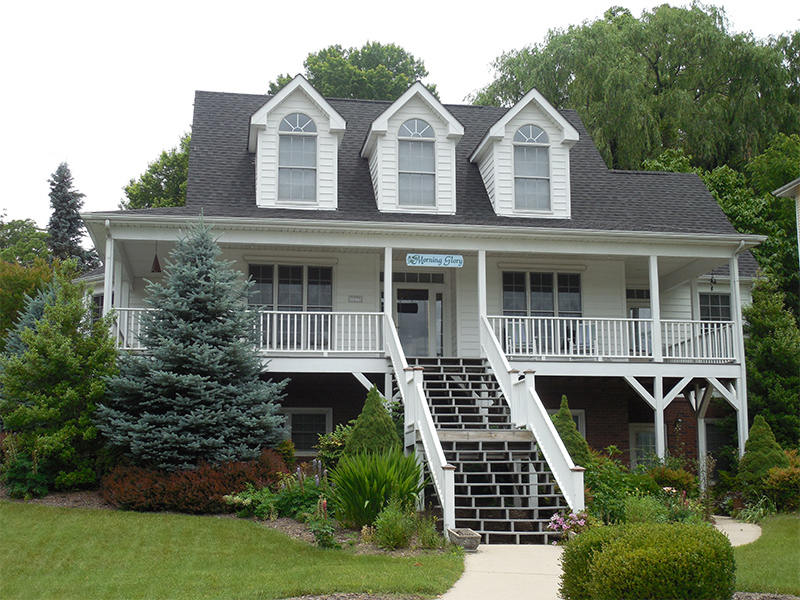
[[439, 517, 761, 600]]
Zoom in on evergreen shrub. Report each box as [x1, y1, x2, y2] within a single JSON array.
[[343, 387, 399, 456], [100, 449, 287, 514], [737, 415, 790, 500], [764, 450, 800, 512], [551, 395, 593, 468], [330, 449, 424, 528], [560, 524, 735, 600]]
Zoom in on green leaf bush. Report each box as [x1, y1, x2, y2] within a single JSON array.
[[764, 450, 800, 512], [374, 498, 417, 549], [315, 421, 354, 469], [330, 449, 424, 528], [560, 523, 735, 600]]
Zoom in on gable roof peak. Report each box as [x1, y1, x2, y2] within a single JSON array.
[[248, 74, 346, 152], [361, 81, 464, 157], [469, 87, 579, 163]]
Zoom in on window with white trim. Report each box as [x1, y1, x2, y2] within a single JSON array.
[[398, 119, 435, 207], [699, 293, 731, 321], [502, 272, 582, 317], [283, 408, 332, 453], [629, 424, 656, 468], [249, 265, 332, 311], [278, 113, 317, 201], [513, 125, 550, 211]]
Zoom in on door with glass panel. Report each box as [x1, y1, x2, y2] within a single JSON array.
[[395, 287, 444, 357]]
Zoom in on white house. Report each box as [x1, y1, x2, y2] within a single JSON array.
[[82, 76, 762, 543]]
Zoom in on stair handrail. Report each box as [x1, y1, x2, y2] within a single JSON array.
[[480, 316, 585, 512], [383, 314, 456, 531]]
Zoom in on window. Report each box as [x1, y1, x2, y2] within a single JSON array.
[[398, 119, 435, 206], [283, 409, 332, 453], [249, 265, 333, 349], [547, 408, 586, 437], [629, 424, 656, 468], [278, 113, 317, 201], [513, 125, 550, 211], [700, 293, 731, 321], [502, 271, 582, 318]]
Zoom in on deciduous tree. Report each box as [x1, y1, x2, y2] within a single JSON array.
[[269, 42, 436, 100], [121, 134, 190, 209]]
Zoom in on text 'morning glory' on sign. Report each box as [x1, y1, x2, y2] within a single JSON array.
[[406, 254, 464, 268]]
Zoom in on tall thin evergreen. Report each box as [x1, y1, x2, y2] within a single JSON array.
[[96, 220, 286, 471], [47, 162, 99, 271]]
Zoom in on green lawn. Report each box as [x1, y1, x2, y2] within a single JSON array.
[[0, 502, 464, 600], [734, 513, 800, 596]]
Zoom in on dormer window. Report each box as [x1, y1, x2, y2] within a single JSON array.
[[279, 113, 317, 202], [513, 125, 550, 211], [398, 119, 435, 207]]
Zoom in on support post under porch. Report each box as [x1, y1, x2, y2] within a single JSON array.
[[624, 375, 693, 460], [102, 220, 114, 318]]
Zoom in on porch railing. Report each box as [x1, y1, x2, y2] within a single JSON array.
[[488, 316, 737, 362], [113, 308, 384, 354], [480, 316, 585, 512], [384, 313, 455, 533], [254, 310, 383, 353]]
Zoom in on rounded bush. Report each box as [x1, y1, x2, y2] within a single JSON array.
[[560, 523, 735, 600]]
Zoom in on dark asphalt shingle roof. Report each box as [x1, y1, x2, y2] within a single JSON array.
[[168, 91, 739, 237]]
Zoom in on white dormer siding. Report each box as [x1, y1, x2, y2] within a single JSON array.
[[362, 83, 463, 215], [249, 76, 345, 211], [470, 88, 578, 219]]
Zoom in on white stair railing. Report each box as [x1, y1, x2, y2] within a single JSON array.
[[481, 316, 585, 512], [384, 314, 455, 532]]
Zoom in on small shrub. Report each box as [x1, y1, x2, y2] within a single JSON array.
[[100, 449, 288, 513], [551, 395, 593, 468], [375, 498, 417, 549], [2, 453, 52, 499], [622, 495, 668, 524], [414, 514, 446, 550], [584, 448, 660, 524], [274, 460, 329, 519], [308, 517, 339, 548], [343, 387, 400, 457], [275, 439, 296, 469], [330, 448, 424, 528], [737, 415, 789, 501], [764, 450, 800, 512], [646, 465, 699, 496], [315, 421, 354, 470], [560, 523, 735, 600], [224, 484, 278, 519]]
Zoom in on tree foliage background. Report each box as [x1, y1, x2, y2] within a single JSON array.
[[269, 41, 436, 100], [472, 5, 798, 172], [121, 133, 190, 209]]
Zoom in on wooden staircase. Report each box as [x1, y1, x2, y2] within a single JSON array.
[[407, 357, 569, 544]]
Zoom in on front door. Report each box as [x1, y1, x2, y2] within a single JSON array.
[[395, 287, 444, 357]]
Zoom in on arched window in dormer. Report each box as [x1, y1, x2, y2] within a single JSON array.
[[513, 124, 550, 211], [279, 113, 317, 202], [398, 118, 435, 207]]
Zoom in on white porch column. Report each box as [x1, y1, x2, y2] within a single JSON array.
[[730, 250, 749, 456], [689, 278, 700, 321], [384, 247, 393, 319], [478, 249, 487, 320], [654, 376, 667, 459], [102, 220, 114, 317], [649, 255, 663, 361]]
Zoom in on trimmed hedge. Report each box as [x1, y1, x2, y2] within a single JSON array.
[[101, 449, 288, 514], [560, 523, 735, 600]]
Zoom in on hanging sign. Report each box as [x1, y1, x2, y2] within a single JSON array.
[[406, 253, 464, 268]]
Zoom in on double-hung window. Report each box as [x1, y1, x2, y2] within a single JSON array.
[[398, 119, 435, 207], [278, 113, 317, 202], [513, 125, 550, 211], [699, 293, 731, 321], [502, 271, 582, 354]]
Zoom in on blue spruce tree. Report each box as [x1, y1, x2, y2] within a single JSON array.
[[96, 221, 286, 470]]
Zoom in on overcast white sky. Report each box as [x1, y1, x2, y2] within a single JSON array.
[[1, 0, 796, 231]]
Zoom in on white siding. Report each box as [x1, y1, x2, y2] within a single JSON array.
[[455, 255, 480, 356], [255, 94, 338, 211]]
